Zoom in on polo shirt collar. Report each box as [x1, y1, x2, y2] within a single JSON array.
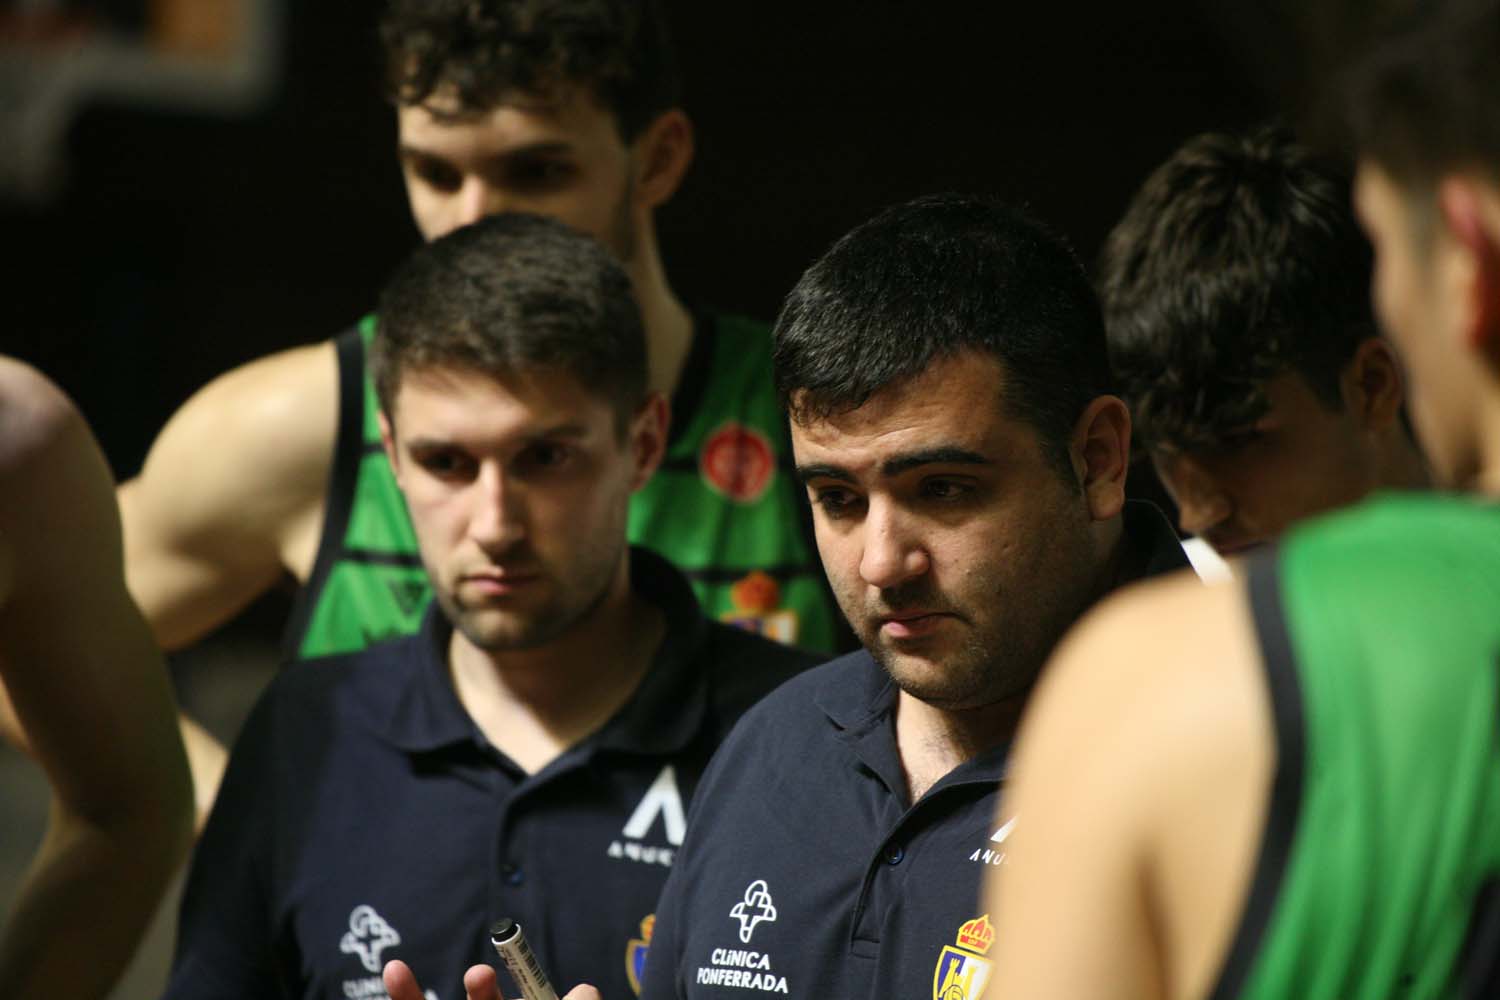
[[806, 501, 1185, 798], [382, 546, 712, 758]]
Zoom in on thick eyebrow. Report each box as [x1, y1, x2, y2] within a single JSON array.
[[796, 447, 992, 485], [397, 140, 576, 166], [404, 423, 591, 452], [880, 447, 991, 478]]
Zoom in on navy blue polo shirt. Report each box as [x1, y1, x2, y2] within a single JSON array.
[[165, 547, 818, 1000], [641, 504, 1189, 1000]]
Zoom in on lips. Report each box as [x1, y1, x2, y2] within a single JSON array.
[[460, 571, 539, 596], [875, 610, 952, 640]]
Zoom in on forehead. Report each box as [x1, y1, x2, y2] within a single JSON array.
[[790, 353, 1030, 470], [391, 365, 612, 436], [396, 85, 623, 154]]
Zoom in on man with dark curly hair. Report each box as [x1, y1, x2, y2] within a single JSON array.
[[109, 0, 836, 825], [1099, 125, 1428, 557]]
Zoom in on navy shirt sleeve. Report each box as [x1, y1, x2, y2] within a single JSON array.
[[164, 685, 285, 999]]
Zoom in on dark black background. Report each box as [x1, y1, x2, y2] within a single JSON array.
[[2, 1, 1291, 479]]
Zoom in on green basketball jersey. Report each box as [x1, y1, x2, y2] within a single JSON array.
[[1216, 493, 1500, 999], [283, 313, 839, 659]]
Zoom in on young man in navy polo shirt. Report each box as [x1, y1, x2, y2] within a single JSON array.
[[391, 195, 1192, 1000], [163, 214, 815, 1000]]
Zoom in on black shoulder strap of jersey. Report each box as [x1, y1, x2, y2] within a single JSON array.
[[1206, 549, 1308, 999], [280, 326, 365, 660]]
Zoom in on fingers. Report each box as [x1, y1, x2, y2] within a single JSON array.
[[561, 985, 603, 1000], [383, 959, 426, 1000], [462, 963, 503, 1000]]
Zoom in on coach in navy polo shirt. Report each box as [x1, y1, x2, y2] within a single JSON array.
[[163, 215, 814, 1000], [636, 194, 1190, 1000], [399, 196, 1193, 1000]]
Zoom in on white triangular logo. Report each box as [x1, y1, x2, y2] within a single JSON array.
[[621, 764, 687, 845], [991, 817, 1017, 844]]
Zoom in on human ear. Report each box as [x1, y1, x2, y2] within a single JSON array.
[[1342, 338, 1408, 430], [630, 109, 695, 210], [628, 392, 671, 491], [1069, 395, 1131, 521]]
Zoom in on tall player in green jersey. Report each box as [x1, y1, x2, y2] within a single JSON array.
[[104, 0, 835, 820], [983, 1, 1500, 997]]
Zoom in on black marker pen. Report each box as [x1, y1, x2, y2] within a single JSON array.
[[490, 918, 560, 1000]]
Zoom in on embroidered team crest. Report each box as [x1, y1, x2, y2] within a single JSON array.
[[699, 422, 775, 503], [729, 880, 778, 943], [932, 914, 995, 1000], [720, 571, 799, 644], [340, 905, 402, 974], [625, 914, 655, 995]]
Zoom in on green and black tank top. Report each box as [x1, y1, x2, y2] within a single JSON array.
[[283, 313, 839, 659], [1212, 492, 1500, 999]]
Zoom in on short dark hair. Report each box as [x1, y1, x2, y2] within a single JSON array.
[[772, 193, 1110, 474], [379, 0, 680, 139], [1337, 0, 1500, 190], [373, 212, 646, 427], [1098, 125, 1376, 451]]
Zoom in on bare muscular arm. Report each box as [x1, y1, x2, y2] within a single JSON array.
[[984, 572, 1273, 1000], [118, 341, 338, 649], [112, 341, 338, 821], [0, 358, 195, 999]]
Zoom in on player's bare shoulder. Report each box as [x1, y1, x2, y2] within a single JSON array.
[[0, 357, 79, 609], [123, 341, 338, 566], [118, 341, 341, 648], [1020, 568, 1276, 1000]]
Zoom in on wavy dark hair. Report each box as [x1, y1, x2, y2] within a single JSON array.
[[773, 193, 1110, 477], [373, 213, 646, 429], [380, 0, 680, 138], [1098, 124, 1375, 452]]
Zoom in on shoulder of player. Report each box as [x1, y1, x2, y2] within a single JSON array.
[[127, 341, 340, 524], [703, 649, 858, 755], [254, 639, 417, 738], [143, 341, 338, 484], [1019, 571, 1270, 814], [0, 357, 87, 479]]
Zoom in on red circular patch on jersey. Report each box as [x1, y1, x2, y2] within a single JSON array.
[[699, 422, 775, 503]]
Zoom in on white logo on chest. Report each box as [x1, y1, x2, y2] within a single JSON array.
[[339, 905, 401, 974], [729, 880, 778, 943], [608, 764, 686, 867]]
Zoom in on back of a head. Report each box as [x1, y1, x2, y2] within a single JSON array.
[[372, 212, 647, 421], [772, 193, 1109, 470], [1099, 124, 1375, 452], [379, 0, 680, 139], [1338, 0, 1500, 188]]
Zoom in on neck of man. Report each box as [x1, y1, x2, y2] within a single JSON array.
[[625, 225, 695, 399], [1477, 384, 1500, 498], [1377, 429, 1434, 491], [894, 511, 1127, 802], [447, 555, 666, 774]]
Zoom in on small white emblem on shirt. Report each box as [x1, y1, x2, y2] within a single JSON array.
[[729, 880, 778, 943], [608, 764, 686, 867], [340, 905, 402, 974], [969, 816, 1016, 867]]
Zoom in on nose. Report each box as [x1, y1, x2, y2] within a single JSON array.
[[470, 462, 526, 553], [454, 177, 506, 230], [1165, 457, 1233, 538], [858, 500, 930, 591]]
